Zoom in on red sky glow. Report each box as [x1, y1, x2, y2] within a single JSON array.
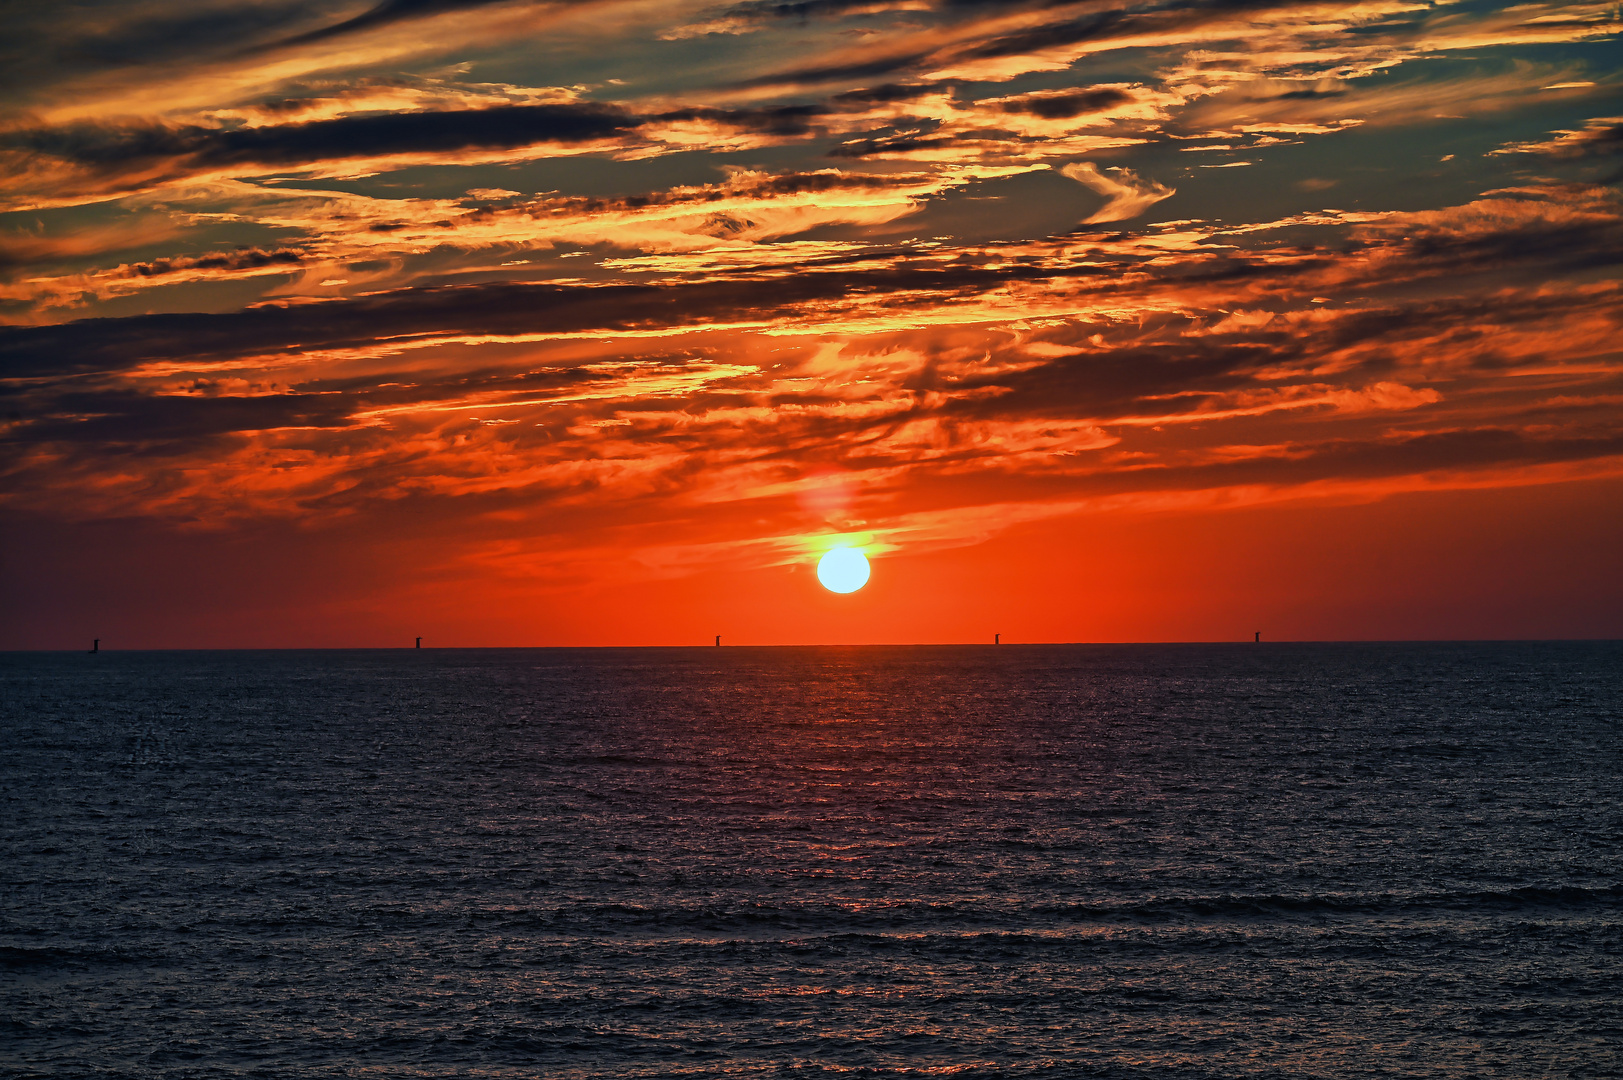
[[2, 0, 1620, 646]]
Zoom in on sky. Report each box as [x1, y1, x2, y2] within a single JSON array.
[[1, 0, 1620, 648]]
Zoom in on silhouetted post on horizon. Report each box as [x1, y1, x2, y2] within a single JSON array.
[[715, 635, 721, 646], [89, 638, 99, 654], [995, 634, 1000, 645], [416, 637, 422, 649], [1254, 631, 1261, 642]]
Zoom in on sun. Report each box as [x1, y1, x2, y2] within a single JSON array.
[[817, 547, 870, 593]]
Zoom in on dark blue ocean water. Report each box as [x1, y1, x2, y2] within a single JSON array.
[[2, 643, 1620, 1078]]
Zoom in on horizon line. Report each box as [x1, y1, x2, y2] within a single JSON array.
[[6, 638, 1620, 654]]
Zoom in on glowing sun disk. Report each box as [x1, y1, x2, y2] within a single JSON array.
[[817, 547, 870, 593]]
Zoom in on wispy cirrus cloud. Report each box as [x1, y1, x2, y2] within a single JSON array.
[[1060, 161, 1173, 222], [1492, 115, 1623, 160], [0, 166, 1042, 315]]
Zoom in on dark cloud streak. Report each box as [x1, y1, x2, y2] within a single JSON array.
[[263, 0, 538, 50], [0, 263, 1108, 377], [16, 389, 358, 448], [8, 102, 642, 178], [738, 0, 1304, 87]]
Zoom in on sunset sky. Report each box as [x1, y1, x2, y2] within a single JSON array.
[[2, 0, 1620, 647]]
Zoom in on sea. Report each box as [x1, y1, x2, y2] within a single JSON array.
[[2, 643, 1619, 1079]]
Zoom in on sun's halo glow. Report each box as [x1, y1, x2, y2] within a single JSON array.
[[816, 547, 870, 593]]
